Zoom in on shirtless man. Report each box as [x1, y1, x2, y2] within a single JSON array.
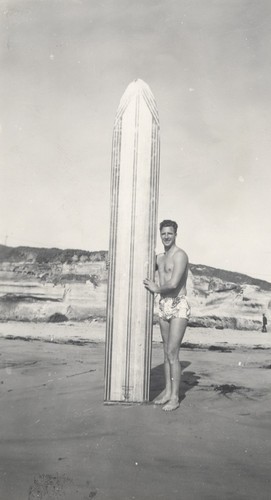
[[143, 219, 190, 411]]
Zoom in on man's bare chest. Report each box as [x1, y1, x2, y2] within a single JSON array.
[[158, 256, 173, 275]]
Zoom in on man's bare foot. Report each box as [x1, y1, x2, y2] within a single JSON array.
[[162, 398, 180, 412], [153, 389, 171, 405]]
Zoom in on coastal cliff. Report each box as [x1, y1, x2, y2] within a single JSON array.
[[0, 245, 270, 330]]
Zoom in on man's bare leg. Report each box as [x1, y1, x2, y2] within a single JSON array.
[[162, 318, 187, 412], [153, 319, 172, 405]]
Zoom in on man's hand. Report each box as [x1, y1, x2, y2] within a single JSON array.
[[143, 278, 159, 294]]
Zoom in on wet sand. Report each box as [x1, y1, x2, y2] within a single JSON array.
[[0, 325, 270, 499]]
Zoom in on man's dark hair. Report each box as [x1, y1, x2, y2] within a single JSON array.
[[159, 219, 178, 233]]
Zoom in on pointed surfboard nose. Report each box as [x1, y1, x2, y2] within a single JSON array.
[[115, 79, 159, 124], [123, 78, 151, 93]]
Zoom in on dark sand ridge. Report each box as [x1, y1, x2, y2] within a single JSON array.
[[0, 326, 270, 500], [1, 321, 271, 348]]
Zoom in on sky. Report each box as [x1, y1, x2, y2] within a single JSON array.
[[1, 0, 271, 281]]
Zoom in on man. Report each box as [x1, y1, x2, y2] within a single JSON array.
[[262, 313, 267, 333], [144, 219, 190, 411]]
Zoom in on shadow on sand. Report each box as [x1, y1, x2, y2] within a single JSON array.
[[150, 361, 200, 404]]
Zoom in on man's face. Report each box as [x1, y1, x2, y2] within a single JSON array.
[[160, 226, 176, 248]]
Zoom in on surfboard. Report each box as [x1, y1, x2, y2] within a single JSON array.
[[104, 79, 160, 402]]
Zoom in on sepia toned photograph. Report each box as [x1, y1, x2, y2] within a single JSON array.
[[1, 1, 270, 499]]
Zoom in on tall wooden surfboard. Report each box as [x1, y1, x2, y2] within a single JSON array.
[[104, 79, 160, 403]]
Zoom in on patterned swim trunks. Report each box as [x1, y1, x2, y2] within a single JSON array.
[[159, 294, 191, 321]]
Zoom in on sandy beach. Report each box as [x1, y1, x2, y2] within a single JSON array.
[[0, 323, 270, 499]]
